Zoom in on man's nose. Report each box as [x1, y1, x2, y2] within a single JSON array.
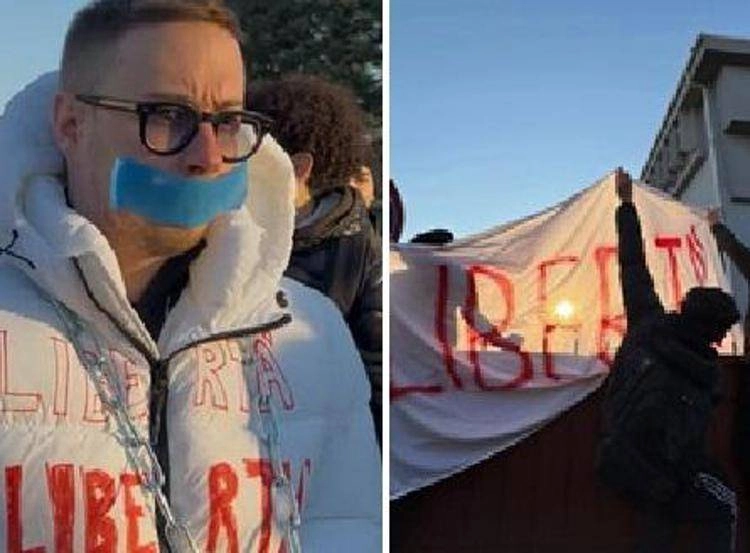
[[183, 122, 223, 176]]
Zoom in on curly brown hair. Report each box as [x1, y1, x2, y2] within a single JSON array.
[[247, 74, 371, 195]]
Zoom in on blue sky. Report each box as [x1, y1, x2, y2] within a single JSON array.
[[0, 1, 88, 111], [392, 0, 750, 238]]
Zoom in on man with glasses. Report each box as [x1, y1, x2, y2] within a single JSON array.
[[0, 1, 380, 551]]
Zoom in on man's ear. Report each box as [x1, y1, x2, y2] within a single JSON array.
[[290, 152, 314, 184], [52, 92, 79, 156]]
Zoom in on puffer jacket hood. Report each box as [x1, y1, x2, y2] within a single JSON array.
[[0, 72, 296, 358]]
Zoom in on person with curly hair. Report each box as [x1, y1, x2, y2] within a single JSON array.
[[248, 74, 382, 443]]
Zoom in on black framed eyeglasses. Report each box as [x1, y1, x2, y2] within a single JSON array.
[[76, 94, 273, 163]]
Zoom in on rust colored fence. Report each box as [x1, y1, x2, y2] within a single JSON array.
[[391, 358, 749, 552]]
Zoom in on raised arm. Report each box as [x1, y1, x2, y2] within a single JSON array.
[[615, 168, 664, 328]]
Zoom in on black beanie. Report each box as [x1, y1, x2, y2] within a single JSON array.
[[680, 287, 740, 333]]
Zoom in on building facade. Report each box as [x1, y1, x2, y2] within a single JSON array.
[[642, 34, 750, 317]]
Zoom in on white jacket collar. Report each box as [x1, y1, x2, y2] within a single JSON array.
[[0, 72, 296, 358]]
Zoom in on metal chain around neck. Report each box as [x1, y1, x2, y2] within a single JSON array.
[[47, 297, 199, 553], [243, 338, 302, 553]]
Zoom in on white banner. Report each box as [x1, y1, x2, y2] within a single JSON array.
[[390, 173, 741, 498]]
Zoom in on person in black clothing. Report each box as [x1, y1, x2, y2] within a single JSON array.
[[708, 207, 750, 487], [708, 207, 750, 348], [597, 169, 740, 553], [248, 75, 382, 443], [390, 179, 405, 243], [351, 164, 383, 238], [410, 228, 454, 245]]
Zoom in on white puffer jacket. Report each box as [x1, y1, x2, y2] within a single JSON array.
[[0, 73, 380, 552]]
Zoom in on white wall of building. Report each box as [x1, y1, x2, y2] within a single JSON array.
[[680, 159, 719, 206], [714, 66, 750, 200], [644, 51, 750, 324]]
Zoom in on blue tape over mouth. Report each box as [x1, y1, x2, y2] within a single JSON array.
[[109, 157, 248, 228]]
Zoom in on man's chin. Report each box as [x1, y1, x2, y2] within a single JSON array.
[[109, 212, 209, 258], [143, 225, 208, 255]]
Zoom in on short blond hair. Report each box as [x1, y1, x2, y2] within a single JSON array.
[[60, 0, 243, 92]]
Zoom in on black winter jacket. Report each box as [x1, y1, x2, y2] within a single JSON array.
[[285, 186, 382, 442], [712, 222, 750, 348], [711, 221, 750, 482], [598, 202, 721, 503]]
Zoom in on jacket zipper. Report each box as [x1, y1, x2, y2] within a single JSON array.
[[73, 258, 293, 550], [148, 313, 292, 445], [77, 261, 292, 439]]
